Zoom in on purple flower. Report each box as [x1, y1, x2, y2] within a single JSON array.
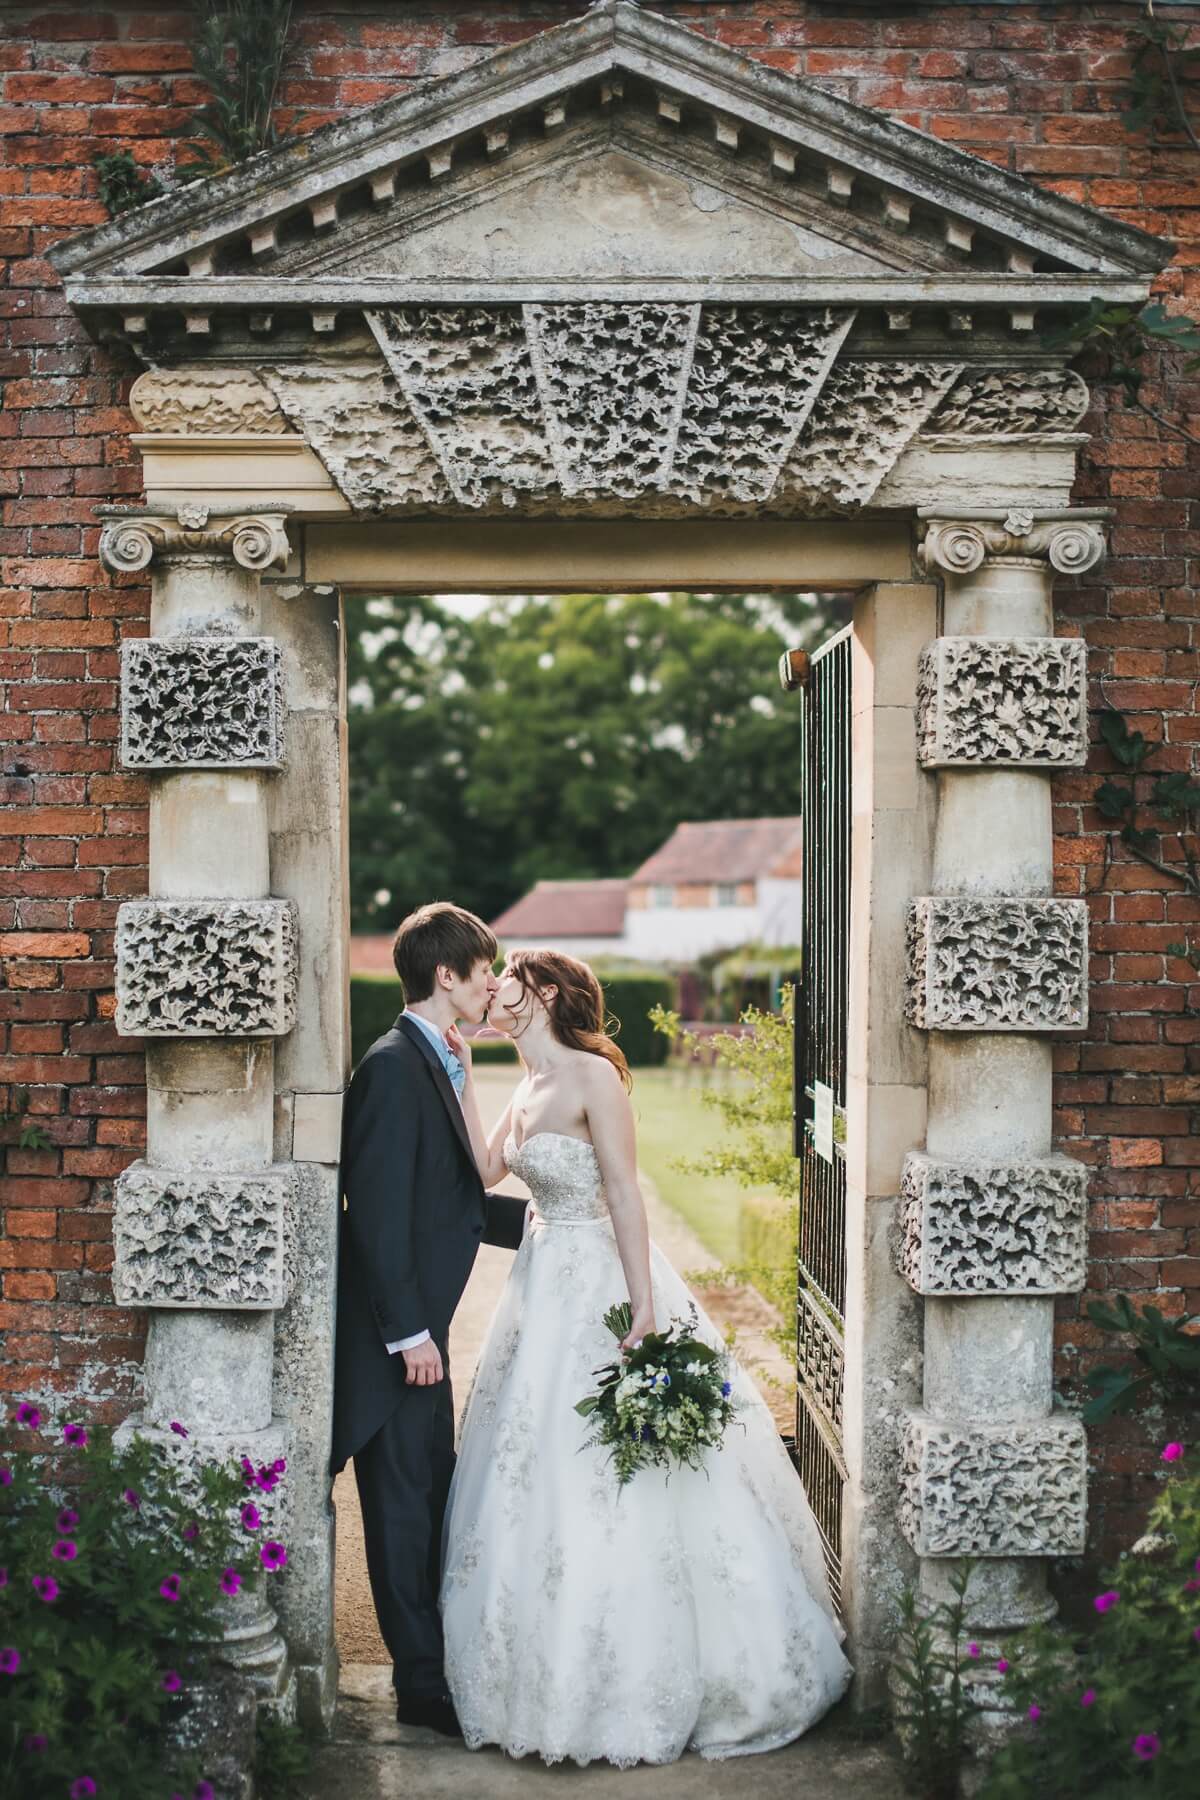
[[32, 1575, 59, 1604], [720, 1381, 732, 1398], [1132, 1734, 1160, 1762], [56, 1508, 79, 1532], [1161, 1442, 1184, 1464], [966, 1642, 980, 1660], [122, 1488, 141, 1510], [63, 1422, 87, 1448], [23, 1733, 47, 1753], [158, 1573, 182, 1603], [260, 1540, 287, 1572], [169, 1421, 188, 1439], [1193, 1625, 1200, 1644], [219, 1567, 241, 1598], [254, 1467, 279, 1494], [15, 1403, 41, 1430], [1081, 1688, 1097, 1708], [996, 1659, 1010, 1674], [0, 1466, 12, 1487], [0, 1648, 20, 1675], [272, 1458, 287, 1475], [0, 1569, 7, 1589], [193, 1784, 216, 1800], [182, 1521, 199, 1543], [240, 1503, 262, 1533], [70, 1780, 97, 1800], [161, 1670, 182, 1694], [1028, 1704, 1041, 1724], [1094, 1589, 1120, 1614], [51, 1539, 77, 1563]]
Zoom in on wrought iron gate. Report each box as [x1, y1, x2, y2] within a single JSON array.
[[791, 625, 851, 1608]]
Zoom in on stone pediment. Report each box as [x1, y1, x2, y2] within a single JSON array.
[[53, 0, 1168, 343]]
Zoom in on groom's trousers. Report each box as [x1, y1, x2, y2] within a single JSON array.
[[353, 1359, 456, 1699]]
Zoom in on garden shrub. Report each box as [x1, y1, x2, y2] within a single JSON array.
[[594, 972, 673, 1068], [0, 1402, 289, 1799]]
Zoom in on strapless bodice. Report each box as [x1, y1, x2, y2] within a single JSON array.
[[503, 1131, 609, 1223]]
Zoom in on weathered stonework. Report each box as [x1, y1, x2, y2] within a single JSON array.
[[906, 896, 1088, 1032], [918, 512, 1106, 577], [121, 637, 285, 770], [115, 900, 298, 1038], [261, 360, 449, 511], [130, 368, 288, 435], [99, 507, 291, 575], [898, 1150, 1089, 1296], [926, 366, 1090, 436], [781, 358, 962, 510], [899, 1411, 1087, 1557], [915, 636, 1088, 768], [114, 1161, 297, 1310]]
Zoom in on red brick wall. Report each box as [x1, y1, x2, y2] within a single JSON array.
[[1, 2, 1197, 1562]]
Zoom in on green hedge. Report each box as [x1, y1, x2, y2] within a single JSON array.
[[350, 970, 673, 1070]]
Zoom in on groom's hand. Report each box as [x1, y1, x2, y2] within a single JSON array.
[[402, 1340, 444, 1386]]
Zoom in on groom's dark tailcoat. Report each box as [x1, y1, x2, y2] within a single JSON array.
[[332, 1011, 525, 1697]]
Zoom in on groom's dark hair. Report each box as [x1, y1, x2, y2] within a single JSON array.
[[393, 902, 498, 1002]]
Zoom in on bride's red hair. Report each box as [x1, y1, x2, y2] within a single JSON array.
[[506, 949, 632, 1091]]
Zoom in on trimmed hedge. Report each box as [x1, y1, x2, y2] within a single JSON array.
[[350, 970, 673, 1070]]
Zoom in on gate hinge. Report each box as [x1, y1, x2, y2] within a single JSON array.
[[778, 647, 811, 691]]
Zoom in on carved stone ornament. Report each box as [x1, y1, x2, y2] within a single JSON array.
[[121, 637, 284, 770], [115, 899, 298, 1038], [114, 1162, 297, 1310], [129, 368, 288, 435], [898, 1150, 1089, 1296], [916, 636, 1088, 769], [918, 514, 1106, 576], [906, 896, 1088, 1032], [899, 1410, 1087, 1557], [927, 366, 1090, 436], [99, 508, 290, 575]]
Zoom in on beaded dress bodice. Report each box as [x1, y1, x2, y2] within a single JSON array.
[[503, 1131, 609, 1223]]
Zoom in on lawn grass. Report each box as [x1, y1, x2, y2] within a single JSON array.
[[629, 1065, 762, 1265]]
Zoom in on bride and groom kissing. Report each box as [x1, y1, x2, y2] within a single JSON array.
[[330, 901, 850, 1767]]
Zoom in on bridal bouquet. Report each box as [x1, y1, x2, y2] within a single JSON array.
[[575, 1301, 739, 1486]]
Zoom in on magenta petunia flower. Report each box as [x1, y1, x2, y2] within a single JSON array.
[[0, 1569, 7, 1589], [15, 1403, 41, 1430], [32, 1575, 58, 1604], [23, 1732, 47, 1752], [219, 1567, 241, 1598], [0, 1648, 20, 1675], [1080, 1688, 1096, 1708], [159, 1573, 182, 1603], [123, 1488, 141, 1510], [0, 1466, 12, 1487], [240, 1503, 262, 1533], [63, 1423, 87, 1448], [161, 1670, 182, 1694], [1132, 1734, 1160, 1762], [169, 1421, 188, 1439], [996, 1659, 1010, 1674], [1028, 1704, 1041, 1723], [966, 1642, 980, 1659], [1161, 1442, 1184, 1464], [56, 1508, 79, 1532], [182, 1522, 199, 1542], [1193, 1625, 1200, 1643], [260, 1540, 287, 1572], [1094, 1590, 1120, 1614], [69, 1779, 97, 1799], [194, 1783, 216, 1800], [255, 1467, 279, 1494], [272, 1458, 287, 1475], [51, 1539, 77, 1563], [1184, 1578, 1200, 1593]]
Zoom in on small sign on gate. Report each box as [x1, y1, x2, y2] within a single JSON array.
[[812, 1081, 835, 1165]]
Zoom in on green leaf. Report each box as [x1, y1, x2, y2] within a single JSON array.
[[1099, 709, 1150, 770], [1095, 780, 1134, 821]]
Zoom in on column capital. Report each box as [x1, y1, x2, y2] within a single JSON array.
[[916, 507, 1109, 578], [98, 503, 291, 576]]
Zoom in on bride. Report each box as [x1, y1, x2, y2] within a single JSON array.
[[441, 947, 851, 1767]]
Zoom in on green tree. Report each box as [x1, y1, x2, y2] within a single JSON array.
[[346, 589, 841, 930]]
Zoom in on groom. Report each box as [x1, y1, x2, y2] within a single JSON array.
[[331, 901, 526, 1735]]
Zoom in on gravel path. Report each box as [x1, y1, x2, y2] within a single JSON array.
[[333, 1066, 794, 1666]]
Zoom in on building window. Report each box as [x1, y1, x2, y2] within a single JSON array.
[[652, 885, 674, 908], [715, 883, 738, 907]]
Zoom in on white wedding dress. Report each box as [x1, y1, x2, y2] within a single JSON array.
[[441, 1130, 852, 1767]]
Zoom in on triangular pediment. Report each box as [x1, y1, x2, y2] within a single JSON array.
[[53, 0, 1168, 335]]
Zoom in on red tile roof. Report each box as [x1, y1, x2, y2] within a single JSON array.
[[491, 878, 630, 939], [630, 818, 803, 884]]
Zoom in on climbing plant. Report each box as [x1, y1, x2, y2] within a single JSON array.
[[186, 1, 297, 170]]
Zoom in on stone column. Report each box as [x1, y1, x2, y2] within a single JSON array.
[[100, 504, 298, 1721], [900, 508, 1105, 1698]]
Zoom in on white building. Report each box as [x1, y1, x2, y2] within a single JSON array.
[[623, 818, 803, 963], [489, 877, 632, 961]]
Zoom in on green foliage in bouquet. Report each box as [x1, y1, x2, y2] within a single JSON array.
[[575, 1302, 738, 1486], [980, 1443, 1200, 1799], [0, 1401, 289, 1800]]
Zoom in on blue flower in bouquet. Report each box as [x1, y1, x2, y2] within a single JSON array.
[[721, 1382, 732, 1397]]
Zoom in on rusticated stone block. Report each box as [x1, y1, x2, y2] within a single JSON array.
[[121, 636, 285, 770], [905, 897, 1088, 1032], [114, 1161, 296, 1309], [899, 1150, 1088, 1295], [916, 636, 1087, 768], [899, 1411, 1087, 1557], [115, 900, 298, 1038]]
